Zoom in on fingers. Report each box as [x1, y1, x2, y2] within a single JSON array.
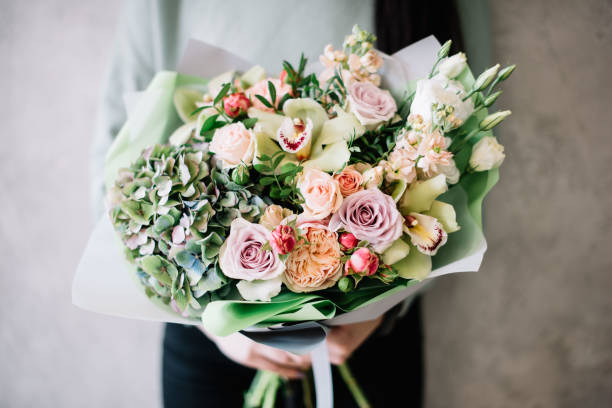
[[258, 345, 312, 371], [252, 355, 304, 379]]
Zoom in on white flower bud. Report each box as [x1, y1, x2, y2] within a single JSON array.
[[473, 64, 500, 91], [469, 136, 505, 171], [437, 40, 452, 58], [438, 52, 467, 79], [480, 110, 512, 131]]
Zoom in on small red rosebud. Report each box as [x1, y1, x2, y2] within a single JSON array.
[[344, 247, 379, 276], [223, 92, 250, 118], [270, 225, 297, 255], [339, 232, 358, 250]]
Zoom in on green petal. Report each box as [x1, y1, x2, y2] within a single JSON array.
[[252, 132, 297, 175], [282, 98, 328, 138], [381, 238, 411, 265], [173, 87, 204, 123], [393, 244, 432, 281], [303, 140, 350, 172], [424, 200, 461, 233], [247, 108, 285, 139], [399, 174, 448, 214], [317, 107, 365, 146]]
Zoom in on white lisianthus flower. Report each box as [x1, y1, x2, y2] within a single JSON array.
[[438, 52, 467, 79], [469, 136, 505, 171], [410, 75, 474, 128], [438, 158, 460, 184]]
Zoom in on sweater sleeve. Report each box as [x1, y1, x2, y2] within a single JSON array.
[[89, 0, 157, 219]]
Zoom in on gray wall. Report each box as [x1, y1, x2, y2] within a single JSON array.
[[0, 0, 610, 407]]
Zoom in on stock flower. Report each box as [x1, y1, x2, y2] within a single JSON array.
[[259, 204, 293, 230], [333, 165, 364, 197], [270, 225, 297, 255], [403, 213, 448, 255], [246, 78, 292, 112], [346, 81, 397, 128], [339, 232, 358, 250], [469, 136, 505, 170], [360, 49, 384, 73], [344, 247, 379, 276], [361, 165, 384, 189], [410, 75, 474, 128], [297, 168, 343, 219], [209, 123, 256, 169], [218, 218, 285, 281], [387, 145, 418, 184], [223, 92, 250, 118], [329, 188, 403, 253], [417, 129, 453, 177], [284, 219, 342, 292]]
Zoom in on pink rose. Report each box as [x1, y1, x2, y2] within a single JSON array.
[[284, 220, 342, 292], [218, 218, 285, 281], [246, 78, 292, 113], [339, 232, 358, 250], [298, 168, 343, 220], [346, 81, 397, 128], [329, 188, 403, 253], [333, 165, 363, 197], [209, 123, 256, 169], [344, 247, 379, 276], [223, 92, 250, 118], [270, 225, 297, 255]]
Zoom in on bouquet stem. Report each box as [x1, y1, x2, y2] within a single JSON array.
[[338, 362, 371, 408]]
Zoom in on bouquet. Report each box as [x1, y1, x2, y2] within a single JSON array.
[[75, 26, 514, 407]]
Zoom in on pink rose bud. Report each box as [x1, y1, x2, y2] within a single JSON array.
[[223, 92, 250, 118], [344, 247, 379, 276], [339, 232, 358, 250], [280, 69, 288, 84], [270, 225, 297, 255]]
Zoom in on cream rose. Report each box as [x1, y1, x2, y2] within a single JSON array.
[[284, 219, 342, 293], [333, 165, 363, 197], [209, 123, 256, 169], [259, 204, 294, 230], [297, 168, 343, 219], [346, 81, 397, 129]]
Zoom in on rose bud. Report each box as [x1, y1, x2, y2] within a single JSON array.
[[339, 232, 358, 250], [344, 247, 379, 276], [270, 225, 297, 255], [223, 92, 250, 118]]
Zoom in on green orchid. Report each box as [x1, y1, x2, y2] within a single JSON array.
[[248, 98, 365, 173]]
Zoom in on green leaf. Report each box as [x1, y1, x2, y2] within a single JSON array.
[[213, 82, 231, 106], [267, 80, 277, 105], [242, 117, 258, 129], [260, 176, 276, 186], [255, 94, 273, 109], [200, 114, 220, 134]]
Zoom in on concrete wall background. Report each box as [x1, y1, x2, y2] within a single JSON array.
[[0, 1, 610, 407]]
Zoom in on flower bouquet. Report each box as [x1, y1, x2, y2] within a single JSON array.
[[74, 26, 514, 407]]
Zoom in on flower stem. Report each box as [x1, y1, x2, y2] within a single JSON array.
[[244, 370, 277, 408], [301, 369, 315, 408], [262, 374, 280, 408], [338, 362, 371, 408]]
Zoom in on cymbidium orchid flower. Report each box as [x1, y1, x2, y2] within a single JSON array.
[[403, 213, 448, 256]]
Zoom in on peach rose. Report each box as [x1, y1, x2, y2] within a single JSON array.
[[209, 123, 256, 169], [258, 204, 294, 230], [333, 165, 363, 197], [284, 219, 342, 292], [297, 168, 343, 219], [246, 78, 292, 113]]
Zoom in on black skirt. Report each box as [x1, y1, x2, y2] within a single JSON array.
[[162, 298, 423, 408]]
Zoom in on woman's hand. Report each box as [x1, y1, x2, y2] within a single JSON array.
[[325, 316, 383, 365], [201, 328, 311, 379]]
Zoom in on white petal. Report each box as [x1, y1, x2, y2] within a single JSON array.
[[237, 277, 283, 302]]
